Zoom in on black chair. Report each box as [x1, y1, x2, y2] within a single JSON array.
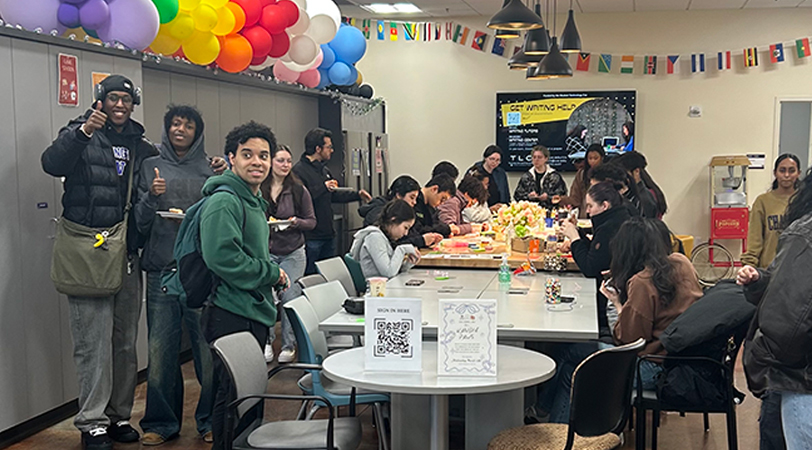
[[488, 338, 645, 450], [211, 332, 362, 450], [633, 330, 747, 450]]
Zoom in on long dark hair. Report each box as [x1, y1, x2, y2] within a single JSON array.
[[609, 217, 677, 305], [386, 175, 420, 201], [375, 199, 415, 240], [582, 144, 605, 189], [785, 166, 812, 227], [587, 182, 623, 210], [614, 152, 668, 215], [622, 121, 634, 144], [771, 153, 801, 191], [260, 144, 302, 203]]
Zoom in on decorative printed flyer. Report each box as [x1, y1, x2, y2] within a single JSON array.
[[438, 299, 497, 376], [58, 54, 79, 107], [364, 297, 422, 372]]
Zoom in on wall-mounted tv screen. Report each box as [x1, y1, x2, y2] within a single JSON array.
[[496, 90, 636, 172]]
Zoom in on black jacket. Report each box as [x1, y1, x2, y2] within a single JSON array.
[[42, 112, 158, 253], [292, 154, 360, 240], [358, 196, 387, 227], [396, 191, 452, 249], [743, 212, 812, 398]]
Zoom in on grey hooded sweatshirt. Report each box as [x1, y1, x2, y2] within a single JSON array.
[[349, 226, 417, 279], [134, 128, 216, 273]]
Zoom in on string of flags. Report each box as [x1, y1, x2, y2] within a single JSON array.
[[340, 17, 812, 75]]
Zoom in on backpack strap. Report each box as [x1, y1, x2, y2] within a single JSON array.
[[212, 185, 247, 233]]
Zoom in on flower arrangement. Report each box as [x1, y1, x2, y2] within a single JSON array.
[[494, 201, 546, 238]]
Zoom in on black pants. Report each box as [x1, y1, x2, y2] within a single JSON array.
[[760, 391, 787, 450], [202, 305, 269, 450]]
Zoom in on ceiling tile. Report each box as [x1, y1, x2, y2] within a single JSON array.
[[688, 0, 747, 10], [635, 0, 691, 11], [576, 0, 635, 13], [743, 0, 805, 7]]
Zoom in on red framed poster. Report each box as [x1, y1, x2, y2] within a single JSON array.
[[58, 53, 79, 107]]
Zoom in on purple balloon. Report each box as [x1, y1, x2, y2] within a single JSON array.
[[96, 0, 159, 50], [0, 0, 66, 33], [57, 3, 81, 28], [79, 0, 108, 30], [61, 0, 89, 4]]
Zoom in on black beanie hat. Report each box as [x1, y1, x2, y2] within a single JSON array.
[[98, 75, 139, 104]]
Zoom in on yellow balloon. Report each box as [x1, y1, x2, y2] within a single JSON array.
[[202, 0, 228, 8], [170, 13, 195, 41], [179, 0, 201, 11], [192, 4, 219, 32], [356, 70, 363, 85], [211, 7, 236, 36], [151, 26, 181, 55], [183, 31, 221, 65]]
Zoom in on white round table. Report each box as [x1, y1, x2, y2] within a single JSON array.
[[323, 342, 556, 450]]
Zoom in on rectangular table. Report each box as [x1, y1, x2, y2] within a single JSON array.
[[385, 268, 497, 293]]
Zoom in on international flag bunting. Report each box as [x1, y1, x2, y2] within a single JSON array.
[[471, 31, 487, 51], [598, 54, 612, 73], [459, 27, 470, 45], [452, 24, 462, 43], [435, 23, 442, 41], [717, 51, 731, 70], [389, 22, 398, 41], [377, 21, 384, 40], [445, 22, 453, 40], [667, 55, 679, 74], [403, 23, 416, 41], [744, 47, 759, 67], [492, 37, 506, 56], [797, 38, 811, 58], [691, 54, 705, 73], [362, 19, 371, 39], [576, 53, 591, 71], [770, 43, 785, 63], [423, 23, 430, 41], [621, 55, 634, 74], [644, 56, 657, 75]]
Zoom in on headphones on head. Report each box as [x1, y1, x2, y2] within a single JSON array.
[[93, 82, 142, 106]]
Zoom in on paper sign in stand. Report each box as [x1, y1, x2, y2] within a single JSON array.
[[437, 299, 497, 376], [364, 297, 422, 372]]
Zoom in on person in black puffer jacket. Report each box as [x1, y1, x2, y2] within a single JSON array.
[[41, 75, 158, 450]]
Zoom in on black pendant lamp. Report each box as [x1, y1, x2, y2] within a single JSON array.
[[524, 1, 550, 55], [509, 32, 543, 70], [493, 0, 521, 38], [487, 0, 544, 31], [559, 0, 581, 53], [531, 36, 572, 78]]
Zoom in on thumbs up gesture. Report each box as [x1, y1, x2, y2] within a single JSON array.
[[82, 101, 108, 136], [151, 167, 166, 196]]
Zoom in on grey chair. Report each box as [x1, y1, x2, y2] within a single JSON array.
[[298, 273, 327, 290], [303, 280, 358, 349], [211, 332, 362, 450], [316, 257, 358, 296]]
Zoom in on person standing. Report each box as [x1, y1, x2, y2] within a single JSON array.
[[41, 75, 157, 450], [134, 105, 226, 446], [292, 128, 371, 274], [199, 121, 289, 450], [260, 144, 316, 364], [620, 121, 634, 152], [468, 145, 510, 211], [513, 145, 568, 208]]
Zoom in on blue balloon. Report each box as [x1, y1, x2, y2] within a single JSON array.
[[316, 68, 331, 89], [327, 24, 367, 64], [328, 62, 354, 86], [319, 44, 336, 69], [348, 65, 358, 84]]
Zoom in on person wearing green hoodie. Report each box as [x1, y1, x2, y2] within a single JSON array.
[[198, 121, 288, 450], [133, 105, 226, 446]]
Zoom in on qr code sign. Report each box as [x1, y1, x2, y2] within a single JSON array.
[[373, 318, 414, 358]]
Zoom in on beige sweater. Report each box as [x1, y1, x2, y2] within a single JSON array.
[[741, 190, 791, 269]]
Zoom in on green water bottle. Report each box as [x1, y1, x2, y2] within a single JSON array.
[[499, 254, 511, 284]]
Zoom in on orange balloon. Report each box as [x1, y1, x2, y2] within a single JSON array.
[[217, 34, 253, 73], [227, 2, 247, 34]]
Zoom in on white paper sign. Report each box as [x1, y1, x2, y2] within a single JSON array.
[[747, 153, 766, 170], [438, 299, 497, 376], [364, 297, 422, 372]]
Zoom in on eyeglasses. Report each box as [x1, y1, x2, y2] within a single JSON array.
[[106, 93, 133, 105]]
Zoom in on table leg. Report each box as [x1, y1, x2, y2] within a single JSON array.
[[430, 395, 449, 450], [391, 393, 431, 450], [465, 389, 524, 450]]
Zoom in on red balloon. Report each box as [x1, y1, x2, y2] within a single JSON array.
[[259, 0, 276, 5], [241, 25, 273, 58], [172, 47, 185, 59], [276, 0, 299, 28], [251, 54, 267, 66], [259, 4, 287, 35], [231, 0, 262, 28], [267, 31, 290, 58]]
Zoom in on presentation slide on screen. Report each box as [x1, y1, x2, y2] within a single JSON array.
[[496, 91, 636, 172]]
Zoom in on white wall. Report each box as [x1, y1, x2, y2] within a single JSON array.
[[356, 8, 812, 241]]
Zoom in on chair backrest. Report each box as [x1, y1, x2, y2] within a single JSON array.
[[297, 273, 327, 290], [569, 338, 646, 439], [316, 257, 357, 296], [343, 253, 367, 295], [284, 296, 330, 362], [303, 280, 349, 323], [210, 332, 268, 419]]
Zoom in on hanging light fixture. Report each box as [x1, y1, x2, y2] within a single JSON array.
[[559, 0, 581, 53], [487, 0, 544, 31], [509, 31, 544, 70], [528, 0, 572, 79], [494, 1, 522, 38], [524, 1, 550, 55]]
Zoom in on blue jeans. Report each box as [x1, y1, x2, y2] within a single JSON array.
[[139, 271, 214, 438], [304, 237, 335, 275], [269, 246, 306, 350], [780, 391, 812, 450]]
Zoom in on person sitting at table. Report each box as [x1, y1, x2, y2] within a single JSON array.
[[555, 144, 604, 218], [588, 162, 656, 219], [349, 199, 421, 279], [513, 145, 568, 208], [437, 175, 488, 235], [612, 151, 667, 218], [462, 167, 494, 224], [468, 145, 510, 212], [359, 175, 421, 227], [432, 160, 459, 182]]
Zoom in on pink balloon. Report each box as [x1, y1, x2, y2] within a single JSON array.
[[272, 62, 300, 83], [312, 48, 323, 67], [298, 68, 320, 88]]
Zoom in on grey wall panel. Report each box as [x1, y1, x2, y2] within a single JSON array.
[[341, 100, 384, 133], [78, 50, 114, 106], [113, 55, 145, 126], [142, 68, 172, 144], [272, 94, 295, 151], [0, 36, 30, 433], [239, 86, 276, 127], [196, 78, 221, 155], [170, 73, 197, 106], [277, 93, 318, 159], [219, 82, 241, 148], [12, 38, 65, 420]]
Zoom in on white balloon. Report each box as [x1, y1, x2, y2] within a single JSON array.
[[250, 56, 277, 71], [280, 52, 293, 63], [288, 6, 310, 35], [305, 0, 340, 44], [288, 34, 318, 65], [291, 0, 307, 9], [282, 58, 318, 72]]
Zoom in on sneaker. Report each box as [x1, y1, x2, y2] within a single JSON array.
[[264, 344, 274, 362], [278, 348, 296, 363], [140, 432, 167, 446], [82, 427, 112, 450], [202, 431, 214, 443], [108, 420, 139, 443]]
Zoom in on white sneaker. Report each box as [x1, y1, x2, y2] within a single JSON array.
[[264, 344, 274, 363], [278, 348, 296, 363]]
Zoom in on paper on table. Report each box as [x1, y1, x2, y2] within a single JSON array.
[[364, 297, 422, 372], [437, 299, 497, 376]]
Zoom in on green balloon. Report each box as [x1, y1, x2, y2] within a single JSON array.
[[152, 0, 180, 24]]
